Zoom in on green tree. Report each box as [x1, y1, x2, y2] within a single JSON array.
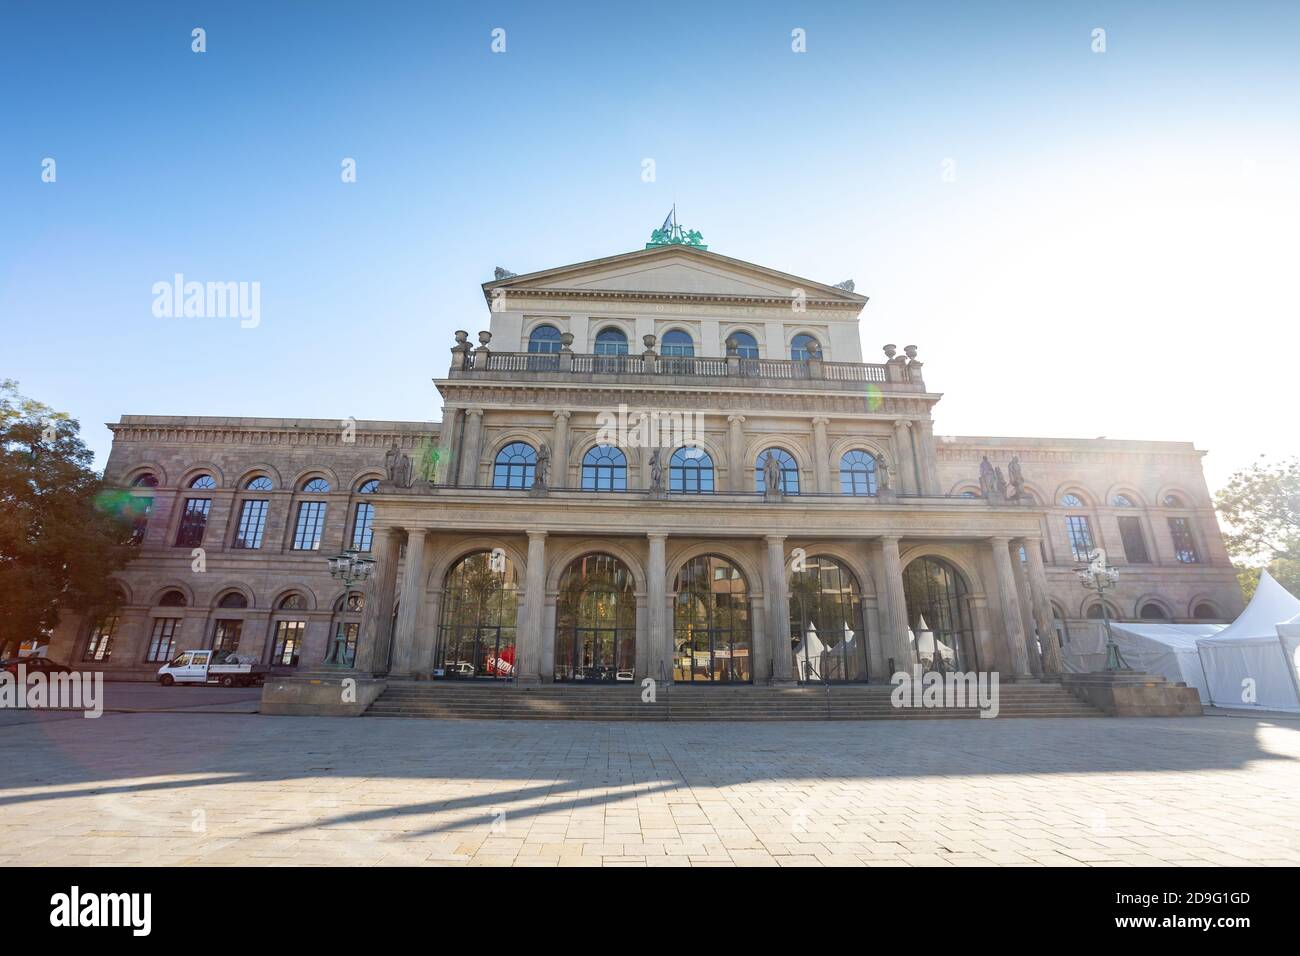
[[1215, 457, 1300, 603], [0, 380, 139, 658]]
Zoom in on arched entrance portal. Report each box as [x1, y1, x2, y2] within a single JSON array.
[[673, 555, 752, 682], [435, 551, 519, 679], [788, 556, 868, 682], [555, 553, 636, 682], [902, 557, 975, 671]]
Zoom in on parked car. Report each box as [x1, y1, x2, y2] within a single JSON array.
[[1, 656, 73, 676], [157, 649, 269, 687]]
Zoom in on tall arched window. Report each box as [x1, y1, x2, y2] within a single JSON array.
[[493, 442, 537, 489], [582, 445, 627, 491], [669, 447, 714, 494], [789, 556, 867, 682], [528, 324, 562, 353], [727, 331, 760, 358], [437, 551, 520, 679], [351, 479, 379, 551], [147, 590, 187, 662], [131, 473, 159, 488], [674, 555, 752, 683], [902, 557, 975, 671], [660, 329, 694, 356], [593, 327, 628, 355], [327, 592, 365, 666], [755, 448, 800, 495], [270, 594, 308, 667], [189, 474, 216, 489], [839, 450, 879, 496], [791, 333, 821, 360], [555, 553, 636, 682]]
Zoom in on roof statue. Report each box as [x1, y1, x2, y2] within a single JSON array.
[[833, 279, 855, 292], [646, 205, 707, 250], [493, 266, 517, 280]]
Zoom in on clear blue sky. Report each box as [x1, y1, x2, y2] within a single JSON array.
[[3, 1, 1298, 488]]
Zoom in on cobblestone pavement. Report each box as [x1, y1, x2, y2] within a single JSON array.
[[2, 711, 1297, 866]]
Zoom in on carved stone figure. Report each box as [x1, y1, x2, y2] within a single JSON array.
[[385, 441, 413, 488], [533, 444, 550, 490], [763, 453, 783, 496], [993, 466, 1009, 502], [1007, 455, 1025, 500], [649, 449, 663, 495], [875, 452, 891, 492], [833, 279, 855, 292], [978, 455, 996, 499], [493, 266, 516, 280]]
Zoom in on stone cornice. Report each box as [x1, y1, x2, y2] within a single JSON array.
[[493, 288, 862, 311], [108, 419, 437, 448]]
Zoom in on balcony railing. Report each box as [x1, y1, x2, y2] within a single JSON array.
[[452, 350, 912, 386]]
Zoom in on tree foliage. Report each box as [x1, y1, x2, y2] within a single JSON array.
[[1215, 457, 1300, 602], [0, 380, 138, 657]]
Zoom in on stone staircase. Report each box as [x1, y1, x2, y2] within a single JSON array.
[[363, 679, 1103, 721]]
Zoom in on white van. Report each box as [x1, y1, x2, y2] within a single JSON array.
[[157, 649, 269, 687]]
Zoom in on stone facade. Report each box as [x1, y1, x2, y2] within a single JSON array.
[[47, 244, 1244, 684]]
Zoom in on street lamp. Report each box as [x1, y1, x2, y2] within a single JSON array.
[[325, 549, 376, 667], [1075, 549, 1130, 672]]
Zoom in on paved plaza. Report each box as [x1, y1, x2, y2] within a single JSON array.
[[1, 694, 1298, 866]]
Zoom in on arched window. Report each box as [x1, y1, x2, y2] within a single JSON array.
[[669, 447, 714, 494], [839, 450, 879, 496], [131, 473, 159, 488], [189, 474, 216, 489], [147, 590, 187, 662], [791, 333, 821, 360], [902, 557, 975, 672], [582, 445, 627, 491], [158, 589, 187, 607], [755, 448, 800, 495], [593, 327, 629, 355], [789, 556, 867, 682], [555, 553, 636, 682], [245, 476, 274, 491], [1194, 603, 1220, 620], [674, 555, 752, 682], [278, 593, 307, 611], [352, 479, 379, 551], [325, 592, 365, 666], [528, 324, 562, 353], [727, 331, 760, 358], [1086, 602, 1118, 620], [301, 477, 331, 493], [493, 442, 537, 489], [1060, 492, 1085, 507], [1162, 493, 1186, 507], [84, 613, 119, 662], [217, 592, 248, 609], [1139, 603, 1168, 620], [437, 551, 519, 679], [660, 329, 694, 356], [357, 478, 380, 494], [1112, 494, 1136, 507]]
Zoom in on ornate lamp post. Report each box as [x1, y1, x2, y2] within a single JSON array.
[[325, 549, 375, 667], [1075, 549, 1130, 672]]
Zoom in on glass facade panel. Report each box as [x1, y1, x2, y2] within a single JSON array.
[[212, 619, 242, 653], [1118, 515, 1150, 564], [1066, 515, 1095, 562], [581, 445, 627, 491], [789, 556, 867, 682], [493, 442, 536, 489], [147, 617, 182, 661], [293, 501, 327, 550], [233, 499, 268, 549], [555, 553, 636, 682], [669, 447, 713, 494], [435, 551, 520, 679], [352, 501, 375, 551], [270, 620, 305, 666], [839, 450, 878, 496], [84, 615, 118, 661], [673, 555, 752, 683], [175, 498, 210, 547], [901, 557, 974, 672], [1168, 517, 1200, 563]]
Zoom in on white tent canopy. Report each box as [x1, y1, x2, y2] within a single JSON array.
[[1059, 620, 1222, 701], [1196, 572, 1300, 712]]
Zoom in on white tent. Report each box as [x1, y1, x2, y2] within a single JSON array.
[[1196, 571, 1300, 712], [1277, 612, 1300, 702], [1059, 620, 1222, 702]]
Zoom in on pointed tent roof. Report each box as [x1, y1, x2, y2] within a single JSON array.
[[1199, 571, 1300, 646]]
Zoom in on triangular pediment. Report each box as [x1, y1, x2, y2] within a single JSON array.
[[483, 245, 865, 304]]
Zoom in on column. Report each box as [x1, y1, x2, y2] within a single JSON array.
[[645, 533, 668, 681], [388, 528, 427, 676], [989, 536, 1031, 677], [457, 407, 484, 486], [877, 536, 914, 675], [516, 531, 547, 685], [765, 535, 794, 683], [915, 420, 940, 495], [892, 419, 915, 494], [1010, 542, 1043, 676], [811, 416, 831, 493], [727, 414, 746, 491], [355, 528, 400, 674], [1023, 537, 1064, 675], [441, 408, 462, 486], [551, 410, 571, 487]]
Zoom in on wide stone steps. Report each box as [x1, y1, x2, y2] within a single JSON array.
[[363, 680, 1103, 721]]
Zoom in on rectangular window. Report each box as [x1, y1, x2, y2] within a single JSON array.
[[293, 501, 328, 550], [1066, 515, 1095, 562], [84, 616, 118, 661], [1168, 517, 1201, 563], [147, 617, 182, 661], [233, 499, 269, 549], [129, 497, 153, 546], [212, 619, 242, 653], [175, 498, 211, 547], [271, 620, 305, 666], [1118, 516, 1151, 564], [352, 501, 375, 551]]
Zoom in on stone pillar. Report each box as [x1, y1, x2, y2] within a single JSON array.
[[811, 416, 831, 493], [646, 533, 668, 681], [551, 410, 571, 487], [388, 528, 427, 676], [989, 536, 1031, 677], [765, 535, 794, 683], [877, 535, 913, 674], [915, 420, 940, 495], [1023, 536, 1064, 675], [892, 419, 915, 495], [1010, 541, 1043, 676], [516, 531, 547, 685], [457, 407, 484, 486], [355, 528, 400, 674], [727, 414, 746, 491]]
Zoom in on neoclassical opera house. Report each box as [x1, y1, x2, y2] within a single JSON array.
[[51, 230, 1244, 703]]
